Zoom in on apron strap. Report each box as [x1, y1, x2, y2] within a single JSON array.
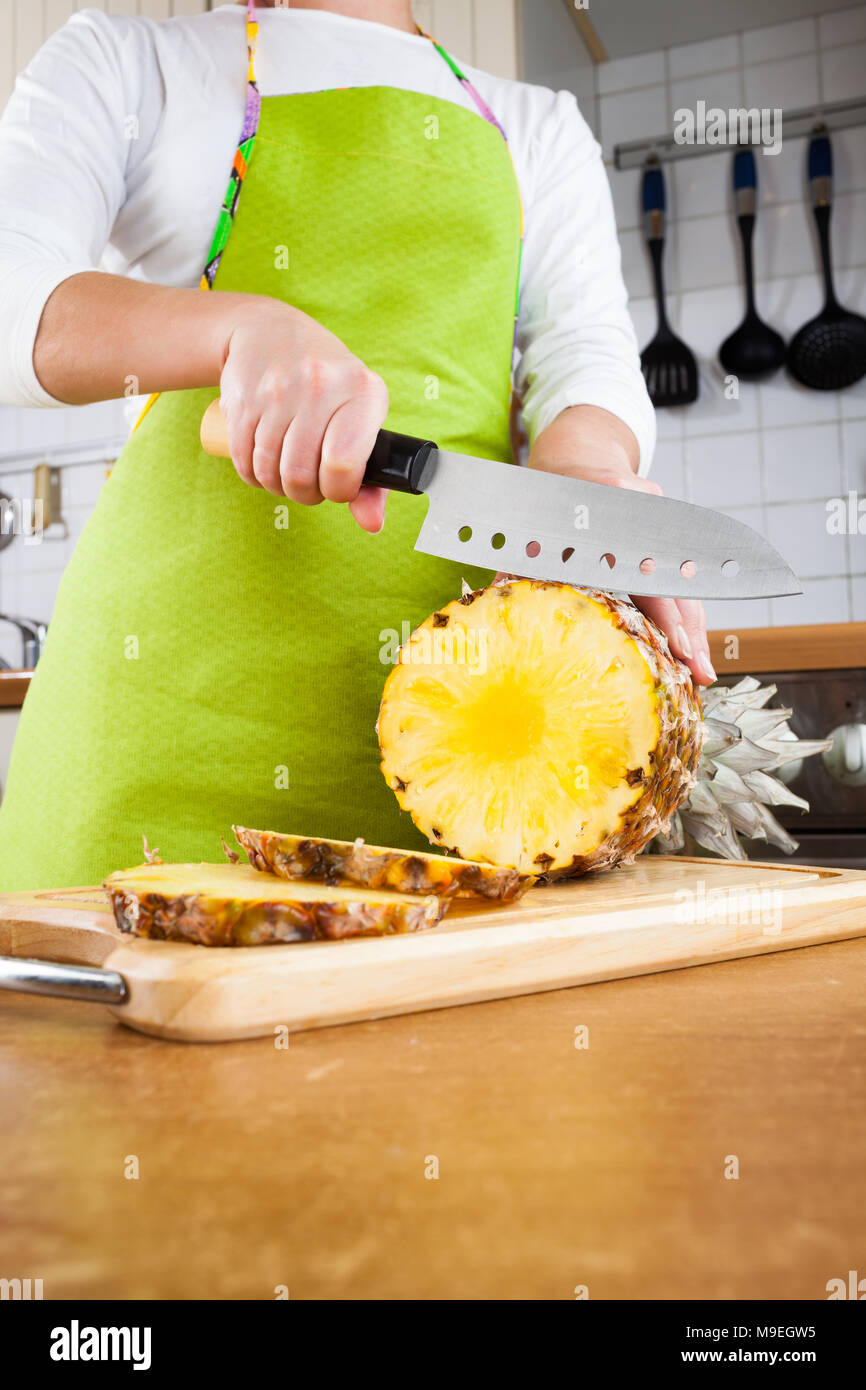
[[413, 23, 509, 143]]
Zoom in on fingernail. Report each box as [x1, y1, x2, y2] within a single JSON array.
[[675, 625, 694, 659], [697, 649, 717, 682]]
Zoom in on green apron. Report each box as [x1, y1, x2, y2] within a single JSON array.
[[0, 10, 522, 889]]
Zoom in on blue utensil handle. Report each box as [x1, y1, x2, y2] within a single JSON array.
[[733, 148, 757, 217], [733, 149, 756, 189], [642, 163, 665, 239], [809, 132, 833, 208], [642, 165, 665, 211], [808, 133, 832, 180]]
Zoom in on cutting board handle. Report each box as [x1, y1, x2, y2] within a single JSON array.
[[0, 954, 126, 1004], [199, 400, 436, 495]]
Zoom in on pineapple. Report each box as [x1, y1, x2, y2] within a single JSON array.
[[652, 675, 832, 860], [104, 861, 448, 946], [378, 580, 702, 878], [233, 826, 529, 900]]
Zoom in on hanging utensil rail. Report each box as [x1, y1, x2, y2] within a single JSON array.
[[614, 96, 866, 170]]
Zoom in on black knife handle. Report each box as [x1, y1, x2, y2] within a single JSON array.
[[363, 429, 437, 494]]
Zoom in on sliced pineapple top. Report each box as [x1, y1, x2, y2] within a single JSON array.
[[105, 861, 437, 908], [103, 861, 450, 946], [234, 826, 530, 900]]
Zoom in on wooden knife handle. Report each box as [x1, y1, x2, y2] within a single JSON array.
[[199, 400, 435, 495], [200, 399, 232, 458]]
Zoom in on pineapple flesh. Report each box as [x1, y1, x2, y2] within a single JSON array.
[[234, 826, 529, 900], [378, 580, 703, 878], [104, 861, 448, 946]]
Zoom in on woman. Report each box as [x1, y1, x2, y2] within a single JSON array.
[[0, 0, 712, 889]]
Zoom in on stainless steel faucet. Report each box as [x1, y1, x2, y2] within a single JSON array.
[[0, 615, 47, 669]]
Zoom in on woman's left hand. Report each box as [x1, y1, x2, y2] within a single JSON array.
[[523, 406, 717, 687]]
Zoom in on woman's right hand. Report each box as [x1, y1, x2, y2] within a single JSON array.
[[218, 300, 390, 533]]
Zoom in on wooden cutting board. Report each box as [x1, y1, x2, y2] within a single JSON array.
[[2, 855, 865, 1042]]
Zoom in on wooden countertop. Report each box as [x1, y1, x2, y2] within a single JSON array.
[[709, 622, 866, 673], [1, 937, 864, 1299], [0, 669, 32, 707]]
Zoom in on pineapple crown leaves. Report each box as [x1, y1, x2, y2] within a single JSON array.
[[141, 834, 162, 865], [653, 676, 833, 861]]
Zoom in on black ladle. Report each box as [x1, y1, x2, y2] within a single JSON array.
[[788, 131, 866, 390], [719, 148, 785, 380]]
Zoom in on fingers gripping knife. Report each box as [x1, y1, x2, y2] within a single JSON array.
[[200, 401, 800, 601]]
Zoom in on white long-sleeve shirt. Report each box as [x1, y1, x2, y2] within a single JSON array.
[[0, 3, 655, 472]]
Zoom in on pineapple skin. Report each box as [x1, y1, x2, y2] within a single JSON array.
[[379, 581, 703, 880], [234, 826, 530, 901], [105, 871, 447, 947], [557, 588, 703, 876]]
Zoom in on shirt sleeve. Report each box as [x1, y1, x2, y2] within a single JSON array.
[[0, 9, 161, 408], [514, 89, 656, 476]]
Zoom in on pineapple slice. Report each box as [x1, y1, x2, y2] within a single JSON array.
[[233, 826, 529, 900], [378, 580, 702, 878], [104, 861, 448, 946]]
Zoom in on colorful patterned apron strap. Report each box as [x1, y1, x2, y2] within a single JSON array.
[[414, 19, 524, 310], [204, 5, 523, 298], [201, 0, 262, 289]]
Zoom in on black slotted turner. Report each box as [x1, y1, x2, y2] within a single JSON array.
[[787, 130, 866, 391], [639, 161, 698, 407]]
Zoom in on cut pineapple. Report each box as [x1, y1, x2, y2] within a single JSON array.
[[233, 826, 529, 900], [104, 861, 448, 946], [378, 580, 702, 877]]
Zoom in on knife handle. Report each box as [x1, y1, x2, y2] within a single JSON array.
[[363, 429, 436, 494], [199, 401, 435, 496]]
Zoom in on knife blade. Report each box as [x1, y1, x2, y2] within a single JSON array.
[[200, 406, 801, 601]]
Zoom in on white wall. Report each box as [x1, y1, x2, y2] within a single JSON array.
[[0, 1, 208, 111], [414, 0, 519, 78], [600, 5, 866, 632]]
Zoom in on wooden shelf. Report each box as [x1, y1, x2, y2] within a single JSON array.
[[0, 670, 32, 708], [709, 623, 866, 674]]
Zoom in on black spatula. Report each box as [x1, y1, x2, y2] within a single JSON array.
[[787, 131, 866, 390], [719, 148, 785, 380], [639, 161, 698, 407]]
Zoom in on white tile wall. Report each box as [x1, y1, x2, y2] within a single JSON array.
[[604, 4, 866, 630]]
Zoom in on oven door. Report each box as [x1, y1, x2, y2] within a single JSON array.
[[718, 669, 866, 871]]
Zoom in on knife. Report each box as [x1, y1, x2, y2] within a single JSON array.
[[199, 402, 800, 600]]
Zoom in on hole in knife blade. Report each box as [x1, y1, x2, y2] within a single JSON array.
[[491, 532, 506, 551], [561, 547, 575, 563], [458, 525, 472, 542], [640, 557, 656, 575], [601, 552, 616, 570], [525, 541, 541, 558], [680, 560, 696, 579], [721, 559, 739, 578]]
